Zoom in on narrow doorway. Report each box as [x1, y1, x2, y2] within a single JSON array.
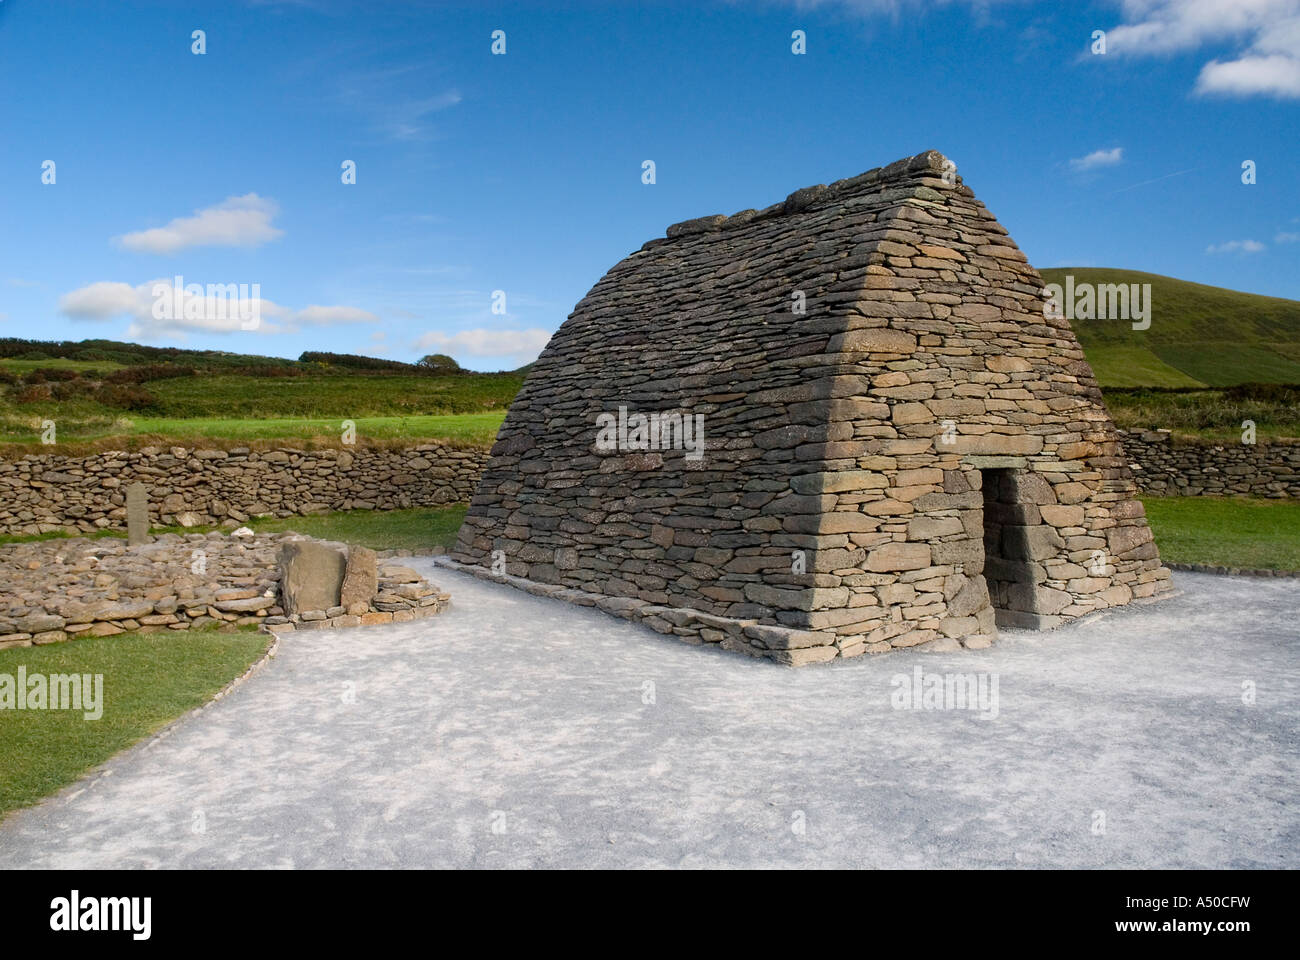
[[980, 467, 1037, 615]]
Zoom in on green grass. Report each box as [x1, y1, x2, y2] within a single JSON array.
[[1079, 345, 1206, 389], [0, 357, 126, 373], [0, 367, 520, 447], [0, 529, 124, 546], [1042, 267, 1300, 387], [0, 629, 270, 818], [125, 412, 505, 445], [1142, 496, 1300, 570], [0, 411, 506, 450], [1148, 343, 1300, 388], [1104, 387, 1300, 441], [143, 372, 520, 419], [244, 505, 468, 552]]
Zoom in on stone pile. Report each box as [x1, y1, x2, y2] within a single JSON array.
[[0, 444, 489, 537], [0, 531, 450, 649], [455, 149, 1173, 664]]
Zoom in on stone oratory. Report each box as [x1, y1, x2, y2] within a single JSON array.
[[453, 150, 1173, 664]]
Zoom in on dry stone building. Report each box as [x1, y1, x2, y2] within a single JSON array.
[[453, 149, 1173, 664]]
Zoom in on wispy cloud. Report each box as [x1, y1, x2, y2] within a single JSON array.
[[335, 65, 461, 141], [1206, 239, 1266, 254], [116, 194, 283, 254], [1101, 0, 1300, 99], [1069, 147, 1124, 172], [1276, 231, 1300, 243]]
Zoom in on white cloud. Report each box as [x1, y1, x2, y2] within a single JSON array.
[[58, 281, 143, 319], [58, 278, 377, 339], [414, 326, 552, 364], [116, 194, 284, 254], [1205, 239, 1266, 254], [1197, 53, 1300, 95], [1070, 147, 1124, 172], [1103, 0, 1300, 98], [1275, 231, 1300, 242]]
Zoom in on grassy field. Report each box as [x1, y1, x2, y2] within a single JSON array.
[[143, 372, 519, 418], [1141, 496, 1300, 570], [1103, 384, 1300, 441], [0, 338, 522, 449], [1073, 345, 1205, 389], [0, 374, 519, 446], [0, 629, 269, 818], [0, 412, 507, 451], [0, 357, 128, 373], [245, 505, 468, 551], [1041, 267, 1300, 387]]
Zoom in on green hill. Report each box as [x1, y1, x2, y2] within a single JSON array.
[[1039, 268, 1300, 388], [0, 339, 525, 449]]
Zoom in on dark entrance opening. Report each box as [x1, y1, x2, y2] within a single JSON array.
[[980, 467, 1039, 618]]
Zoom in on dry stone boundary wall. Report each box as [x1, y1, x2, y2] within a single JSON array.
[[1119, 430, 1300, 498], [0, 444, 489, 536]]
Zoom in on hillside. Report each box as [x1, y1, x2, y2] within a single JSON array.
[[0, 339, 523, 449], [1038, 268, 1300, 388]]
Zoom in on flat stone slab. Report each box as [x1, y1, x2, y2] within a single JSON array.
[[0, 567, 1295, 869]]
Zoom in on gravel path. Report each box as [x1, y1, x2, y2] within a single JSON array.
[[2, 565, 1295, 869]]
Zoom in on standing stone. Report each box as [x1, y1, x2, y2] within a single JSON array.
[[278, 541, 347, 615], [126, 482, 150, 546], [340, 545, 378, 614]]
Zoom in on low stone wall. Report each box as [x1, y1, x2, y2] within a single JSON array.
[[1119, 430, 1300, 498], [0, 444, 490, 536]]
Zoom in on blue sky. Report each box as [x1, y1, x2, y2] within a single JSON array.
[[1, 0, 1297, 370]]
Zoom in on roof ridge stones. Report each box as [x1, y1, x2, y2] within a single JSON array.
[[654, 149, 956, 246]]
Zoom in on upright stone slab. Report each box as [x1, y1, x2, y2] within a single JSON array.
[[278, 541, 347, 615], [340, 545, 378, 614], [454, 149, 1174, 663], [126, 482, 150, 546]]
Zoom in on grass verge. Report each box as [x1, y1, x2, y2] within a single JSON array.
[[0, 411, 505, 454], [0, 504, 470, 551], [242, 505, 468, 552], [1141, 496, 1300, 570], [0, 628, 270, 819]]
